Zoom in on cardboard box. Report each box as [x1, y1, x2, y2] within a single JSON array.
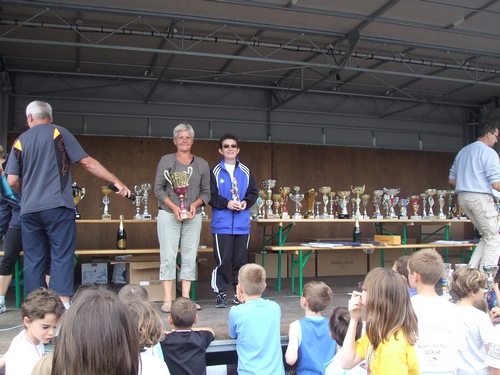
[[316, 251, 367, 276], [253, 253, 288, 279], [112, 256, 175, 302], [374, 235, 401, 245], [82, 263, 108, 285], [369, 248, 407, 270], [288, 252, 316, 277]]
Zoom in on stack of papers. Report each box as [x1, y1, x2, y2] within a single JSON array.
[[431, 240, 470, 244], [301, 242, 344, 248]]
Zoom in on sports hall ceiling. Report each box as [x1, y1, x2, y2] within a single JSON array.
[[1, 0, 500, 121]]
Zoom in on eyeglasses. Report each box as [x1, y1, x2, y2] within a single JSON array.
[[492, 132, 499, 140], [358, 282, 366, 292], [222, 144, 238, 149]]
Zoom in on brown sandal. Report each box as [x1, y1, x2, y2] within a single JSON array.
[[161, 301, 172, 313]]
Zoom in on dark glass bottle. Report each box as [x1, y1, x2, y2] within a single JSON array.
[[353, 216, 361, 243], [117, 215, 127, 250]]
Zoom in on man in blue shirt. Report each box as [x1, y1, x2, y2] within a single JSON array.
[[449, 124, 500, 269]]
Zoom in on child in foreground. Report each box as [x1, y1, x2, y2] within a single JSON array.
[[325, 307, 366, 375], [5, 288, 65, 375], [229, 263, 285, 375], [285, 281, 336, 374], [452, 266, 493, 375], [341, 267, 419, 375], [160, 297, 215, 375], [392, 255, 417, 297]]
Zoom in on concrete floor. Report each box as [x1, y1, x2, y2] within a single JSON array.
[[0, 275, 358, 356]]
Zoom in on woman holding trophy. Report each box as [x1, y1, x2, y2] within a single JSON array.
[[154, 123, 210, 313]]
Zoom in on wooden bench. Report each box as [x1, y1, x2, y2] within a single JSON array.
[[263, 242, 477, 296], [0, 247, 214, 308]]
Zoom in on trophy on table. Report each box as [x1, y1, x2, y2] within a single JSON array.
[[372, 190, 383, 219], [132, 185, 143, 220], [100, 185, 113, 220], [361, 194, 370, 219], [319, 186, 331, 219], [337, 191, 351, 219], [304, 188, 317, 219], [201, 203, 209, 220], [410, 195, 421, 220], [164, 167, 193, 220], [425, 189, 437, 219], [350, 198, 356, 219], [262, 179, 276, 219], [72, 182, 85, 220], [441, 263, 453, 300], [455, 263, 469, 270], [328, 191, 337, 219], [257, 190, 266, 219], [315, 202, 321, 219], [383, 188, 400, 219], [289, 186, 304, 219], [351, 185, 365, 219], [446, 190, 455, 219], [398, 197, 410, 220], [140, 183, 153, 220], [483, 265, 499, 293], [420, 193, 428, 219], [273, 194, 282, 218], [436, 190, 448, 219], [279, 187, 291, 219]]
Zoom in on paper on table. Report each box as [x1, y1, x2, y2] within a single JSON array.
[[431, 240, 470, 244], [301, 242, 344, 248]]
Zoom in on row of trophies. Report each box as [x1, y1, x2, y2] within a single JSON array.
[[72, 182, 153, 220], [256, 181, 466, 220], [441, 264, 498, 302]]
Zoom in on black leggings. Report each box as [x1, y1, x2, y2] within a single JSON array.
[[0, 227, 22, 275]]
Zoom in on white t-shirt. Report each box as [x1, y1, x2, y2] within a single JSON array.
[[411, 295, 465, 375], [455, 305, 494, 375], [325, 348, 367, 375], [139, 351, 170, 375], [5, 330, 44, 375], [484, 324, 500, 370]]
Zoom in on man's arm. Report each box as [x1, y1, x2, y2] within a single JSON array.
[[6, 174, 20, 193], [78, 156, 130, 197], [449, 178, 456, 186]]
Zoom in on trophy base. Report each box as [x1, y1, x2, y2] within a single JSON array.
[[410, 215, 422, 220], [75, 213, 81, 220], [102, 214, 111, 220], [363, 215, 370, 220], [292, 213, 303, 220], [201, 214, 209, 220], [372, 214, 383, 220], [339, 214, 349, 219], [304, 212, 315, 219], [179, 211, 191, 220], [142, 214, 153, 220], [399, 216, 408, 220], [437, 214, 447, 220], [133, 215, 142, 220], [282, 213, 290, 219], [265, 214, 276, 219]]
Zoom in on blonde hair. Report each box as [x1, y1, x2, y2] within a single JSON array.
[[31, 352, 53, 375], [238, 263, 266, 296], [452, 266, 487, 300], [364, 268, 418, 349], [302, 281, 333, 313], [125, 298, 164, 349], [408, 248, 443, 285]]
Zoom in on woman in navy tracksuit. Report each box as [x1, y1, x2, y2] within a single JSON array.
[[209, 133, 258, 308]]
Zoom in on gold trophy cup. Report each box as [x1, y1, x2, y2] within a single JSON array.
[[164, 166, 194, 220], [100, 185, 113, 220], [304, 188, 317, 219]]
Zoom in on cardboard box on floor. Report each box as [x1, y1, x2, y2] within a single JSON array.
[[81, 262, 109, 285], [112, 256, 175, 302], [252, 253, 288, 278], [288, 252, 316, 277], [317, 250, 367, 276]]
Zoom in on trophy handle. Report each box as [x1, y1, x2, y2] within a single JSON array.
[[81, 187, 86, 199], [164, 170, 172, 185], [186, 166, 193, 182]]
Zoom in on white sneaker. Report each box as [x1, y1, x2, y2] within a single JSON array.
[[0, 301, 6, 314]]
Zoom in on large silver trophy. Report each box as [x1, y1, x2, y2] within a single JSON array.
[[140, 183, 152, 220], [436, 189, 448, 219], [164, 167, 193, 220], [425, 189, 437, 219], [257, 190, 266, 219], [383, 188, 400, 219], [329, 192, 337, 219], [262, 179, 276, 219], [337, 191, 351, 219], [351, 185, 365, 219], [372, 190, 383, 219], [361, 194, 370, 219], [289, 186, 304, 219], [420, 193, 428, 219], [132, 185, 144, 220]]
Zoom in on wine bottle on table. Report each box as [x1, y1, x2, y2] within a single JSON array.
[[353, 216, 361, 243], [117, 214, 127, 250]]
